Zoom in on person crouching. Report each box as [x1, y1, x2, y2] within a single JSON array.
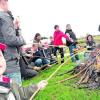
[[31, 44, 51, 69]]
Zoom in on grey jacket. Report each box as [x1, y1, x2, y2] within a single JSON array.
[[0, 11, 26, 73], [0, 82, 38, 100]]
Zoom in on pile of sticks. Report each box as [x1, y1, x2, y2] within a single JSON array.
[[59, 50, 100, 89]]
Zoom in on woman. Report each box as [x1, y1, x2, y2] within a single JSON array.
[[33, 33, 42, 49], [84, 35, 96, 61], [86, 34, 96, 51]]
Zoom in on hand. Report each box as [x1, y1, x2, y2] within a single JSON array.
[[69, 38, 74, 42], [37, 80, 48, 90]]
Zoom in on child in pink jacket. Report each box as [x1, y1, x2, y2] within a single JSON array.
[[53, 25, 73, 63]]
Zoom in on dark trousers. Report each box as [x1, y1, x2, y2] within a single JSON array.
[[54, 47, 64, 62]]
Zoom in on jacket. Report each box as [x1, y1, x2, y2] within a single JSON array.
[[32, 50, 44, 62], [53, 30, 69, 46], [65, 29, 77, 46], [0, 11, 26, 73], [0, 76, 38, 100]]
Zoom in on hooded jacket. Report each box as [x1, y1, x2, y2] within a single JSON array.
[[0, 11, 26, 73], [53, 30, 69, 46], [0, 76, 38, 100]]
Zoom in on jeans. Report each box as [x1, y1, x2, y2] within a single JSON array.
[[34, 58, 50, 67], [69, 44, 79, 62]]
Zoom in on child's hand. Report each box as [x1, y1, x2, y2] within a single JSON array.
[[37, 80, 48, 90], [69, 38, 74, 42], [66, 33, 73, 42]]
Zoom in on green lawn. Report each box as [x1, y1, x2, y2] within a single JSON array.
[[23, 53, 100, 100]]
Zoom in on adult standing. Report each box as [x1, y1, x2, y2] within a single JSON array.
[[0, 0, 26, 85], [65, 24, 79, 62]]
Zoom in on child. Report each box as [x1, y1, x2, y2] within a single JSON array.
[[53, 25, 73, 63], [0, 43, 48, 100]]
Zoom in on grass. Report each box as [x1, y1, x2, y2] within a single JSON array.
[[23, 53, 100, 100]]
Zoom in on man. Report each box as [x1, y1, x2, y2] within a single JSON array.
[[0, 43, 48, 100], [0, 0, 26, 85], [53, 25, 73, 63], [65, 24, 79, 63]]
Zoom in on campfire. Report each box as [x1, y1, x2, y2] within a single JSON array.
[[59, 44, 100, 89]]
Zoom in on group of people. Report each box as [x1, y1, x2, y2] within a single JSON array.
[[0, 0, 97, 99]]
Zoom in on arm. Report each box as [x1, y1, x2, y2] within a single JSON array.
[[11, 80, 47, 99], [61, 31, 73, 42], [0, 19, 26, 47]]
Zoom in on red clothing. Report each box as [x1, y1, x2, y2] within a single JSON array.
[[0, 43, 7, 51], [0, 76, 10, 83], [53, 30, 69, 46]]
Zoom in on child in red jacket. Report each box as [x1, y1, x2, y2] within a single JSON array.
[[53, 25, 73, 63]]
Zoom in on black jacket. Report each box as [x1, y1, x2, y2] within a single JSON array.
[[32, 50, 44, 62], [65, 29, 77, 46]]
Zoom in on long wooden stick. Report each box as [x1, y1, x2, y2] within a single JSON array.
[[29, 48, 86, 100], [58, 66, 88, 83], [29, 60, 67, 100]]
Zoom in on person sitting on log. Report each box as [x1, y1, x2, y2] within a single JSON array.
[[31, 44, 51, 69]]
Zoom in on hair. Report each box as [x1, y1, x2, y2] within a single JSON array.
[[66, 24, 70, 26], [34, 33, 41, 41], [54, 25, 59, 29], [86, 35, 94, 41]]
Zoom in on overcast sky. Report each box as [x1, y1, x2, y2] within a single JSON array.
[[9, 0, 100, 43]]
